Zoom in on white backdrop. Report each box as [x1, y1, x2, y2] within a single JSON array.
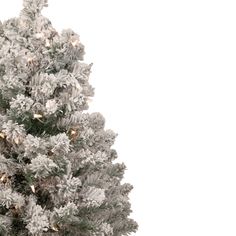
[[1, 1, 236, 235]]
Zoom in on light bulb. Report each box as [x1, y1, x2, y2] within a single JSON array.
[[71, 39, 79, 47], [0, 173, 6, 182], [27, 57, 33, 63], [0, 132, 6, 139], [14, 137, 20, 145], [45, 39, 50, 47], [34, 114, 43, 119], [30, 185, 36, 193], [51, 225, 59, 232], [71, 130, 77, 135], [35, 32, 44, 39]]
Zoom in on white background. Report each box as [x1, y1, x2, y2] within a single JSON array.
[[1, 1, 236, 235]]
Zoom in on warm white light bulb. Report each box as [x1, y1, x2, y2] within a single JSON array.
[[30, 185, 36, 193], [0, 173, 6, 182], [27, 57, 33, 63], [35, 32, 44, 39], [45, 39, 50, 47], [0, 132, 5, 139], [51, 225, 59, 232], [71, 130, 77, 135], [34, 114, 43, 119], [71, 39, 79, 47], [14, 137, 20, 145]]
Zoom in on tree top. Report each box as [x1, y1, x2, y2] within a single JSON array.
[[22, 0, 48, 14]]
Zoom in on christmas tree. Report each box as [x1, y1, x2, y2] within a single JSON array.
[[0, 0, 138, 235]]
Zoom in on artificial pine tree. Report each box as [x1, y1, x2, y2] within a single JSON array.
[[0, 0, 138, 235]]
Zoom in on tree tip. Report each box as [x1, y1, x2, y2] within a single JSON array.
[[22, 0, 48, 13]]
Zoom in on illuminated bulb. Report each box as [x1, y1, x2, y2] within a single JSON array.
[[35, 32, 44, 39], [30, 185, 36, 193], [14, 137, 21, 145], [34, 114, 43, 119], [71, 130, 77, 135], [0, 173, 7, 182], [71, 39, 79, 47], [51, 225, 59, 232], [27, 57, 33, 63], [0, 132, 6, 139], [45, 39, 50, 47]]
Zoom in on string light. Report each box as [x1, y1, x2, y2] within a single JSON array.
[[69, 128, 79, 142], [51, 225, 59, 232], [27, 57, 34, 63], [30, 185, 36, 193], [0, 173, 7, 182], [14, 137, 22, 145], [45, 39, 50, 47], [0, 132, 6, 139], [71, 39, 80, 47], [34, 113, 43, 119], [35, 32, 44, 39], [71, 130, 77, 135]]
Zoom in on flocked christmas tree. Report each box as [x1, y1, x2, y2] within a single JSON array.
[[0, 0, 138, 235]]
